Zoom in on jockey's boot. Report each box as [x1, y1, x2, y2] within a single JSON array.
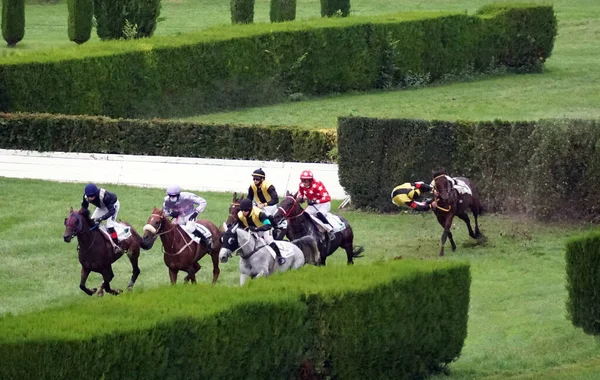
[[270, 242, 286, 266], [193, 230, 213, 250], [107, 227, 122, 254], [316, 212, 336, 240]]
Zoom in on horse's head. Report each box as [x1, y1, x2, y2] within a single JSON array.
[[219, 225, 240, 263], [226, 192, 245, 227], [273, 194, 302, 224], [142, 207, 167, 247], [63, 207, 93, 242], [433, 172, 455, 205]]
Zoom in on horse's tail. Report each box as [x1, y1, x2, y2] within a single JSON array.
[[291, 236, 320, 265], [352, 245, 365, 258]]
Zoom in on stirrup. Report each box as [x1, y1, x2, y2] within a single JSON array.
[[328, 231, 336, 241], [114, 245, 122, 254]]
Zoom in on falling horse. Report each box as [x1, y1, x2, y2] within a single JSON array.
[[226, 192, 287, 240], [432, 173, 483, 256], [63, 207, 150, 296], [142, 207, 221, 284], [219, 224, 320, 285], [272, 193, 364, 265]]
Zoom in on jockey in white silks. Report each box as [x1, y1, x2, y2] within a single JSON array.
[[82, 183, 122, 254], [162, 184, 212, 249]]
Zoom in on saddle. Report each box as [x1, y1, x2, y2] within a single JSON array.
[[249, 232, 295, 260], [308, 213, 346, 235], [98, 222, 132, 245], [182, 222, 212, 244]]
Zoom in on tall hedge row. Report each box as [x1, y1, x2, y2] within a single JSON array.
[[0, 5, 556, 118], [270, 0, 296, 23], [338, 117, 600, 220], [94, 0, 161, 40], [566, 231, 600, 336], [0, 112, 336, 162], [0, 260, 471, 380]]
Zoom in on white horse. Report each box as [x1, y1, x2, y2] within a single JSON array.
[[219, 225, 320, 285]]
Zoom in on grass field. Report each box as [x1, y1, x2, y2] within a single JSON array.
[[1, 177, 599, 379]]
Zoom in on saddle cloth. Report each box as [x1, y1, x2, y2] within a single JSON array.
[[99, 222, 132, 242], [182, 222, 212, 244], [250, 233, 295, 260], [431, 176, 472, 196], [310, 213, 346, 234]]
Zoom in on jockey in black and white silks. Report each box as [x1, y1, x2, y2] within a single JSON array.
[[82, 183, 121, 253]]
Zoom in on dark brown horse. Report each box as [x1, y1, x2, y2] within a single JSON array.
[[142, 207, 221, 284], [226, 192, 287, 240], [432, 172, 483, 256], [272, 193, 363, 265], [63, 207, 149, 296]]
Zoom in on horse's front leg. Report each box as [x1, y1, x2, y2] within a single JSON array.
[[168, 268, 178, 285], [79, 267, 97, 296], [240, 273, 250, 286], [439, 217, 455, 256], [127, 249, 141, 291]]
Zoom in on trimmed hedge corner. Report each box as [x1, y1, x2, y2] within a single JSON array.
[[0, 112, 336, 162], [566, 231, 600, 336]]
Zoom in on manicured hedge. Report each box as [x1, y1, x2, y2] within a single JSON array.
[[338, 117, 600, 220], [0, 260, 471, 379], [566, 231, 600, 336], [0, 5, 556, 118], [0, 112, 336, 162]]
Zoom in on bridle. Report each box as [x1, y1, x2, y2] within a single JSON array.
[[66, 213, 98, 254], [144, 213, 195, 256], [433, 175, 453, 213], [277, 196, 305, 220]]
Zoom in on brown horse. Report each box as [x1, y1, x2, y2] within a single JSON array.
[[63, 207, 149, 296], [142, 207, 221, 284], [272, 193, 364, 265], [226, 192, 287, 240], [432, 172, 483, 256]]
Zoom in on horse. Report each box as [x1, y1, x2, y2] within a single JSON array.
[[63, 207, 149, 296], [142, 207, 221, 284], [219, 224, 320, 285], [432, 172, 483, 256], [272, 193, 364, 265], [226, 192, 287, 240]]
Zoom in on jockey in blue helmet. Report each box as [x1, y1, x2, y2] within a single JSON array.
[[163, 185, 212, 249], [82, 183, 121, 254]]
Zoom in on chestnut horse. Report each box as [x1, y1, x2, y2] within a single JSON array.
[[272, 193, 364, 265], [226, 192, 287, 240], [63, 207, 149, 296], [142, 207, 221, 284], [432, 172, 483, 256]]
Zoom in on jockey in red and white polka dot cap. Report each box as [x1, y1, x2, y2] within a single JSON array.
[[297, 170, 334, 236]]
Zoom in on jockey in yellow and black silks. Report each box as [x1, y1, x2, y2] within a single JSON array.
[[236, 198, 286, 266], [391, 182, 436, 211], [247, 168, 279, 216]]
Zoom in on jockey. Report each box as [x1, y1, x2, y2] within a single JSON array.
[[247, 168, 279, 216], [81, 183, 121, 254], [391, 182, 437, 211], [297, 170, 335, 240], [162, 185, 212, 249], [236, 198, 286, 266]]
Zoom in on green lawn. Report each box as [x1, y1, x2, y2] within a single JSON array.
[[1, 177, 599, 379]]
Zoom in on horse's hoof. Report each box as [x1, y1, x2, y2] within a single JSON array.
[[97, 290, 105, 297], [439, 251, 445, 257], [127, 286, 133, 292], [113, 289, 122, 295], [452, 247, 457, 252]]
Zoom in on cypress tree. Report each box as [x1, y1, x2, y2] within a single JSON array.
[[2, 0, 25, 47]]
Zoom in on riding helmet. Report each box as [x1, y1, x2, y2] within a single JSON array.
[[84, 183, 99, 196], [240, 198, 253, 211], [300, 170, 314, 180], [252, 168, 265, 178], [166, 184, 181, 196]]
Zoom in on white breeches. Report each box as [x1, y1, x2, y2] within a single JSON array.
[[91, 200, 120, 228], [258, 229, 274, 245], [306, 202, 331, 216]]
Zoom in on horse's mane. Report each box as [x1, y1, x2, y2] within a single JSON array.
[[152, 206, 164, 215], [433, 168, 447, 178], [78, 208, 94, 225]]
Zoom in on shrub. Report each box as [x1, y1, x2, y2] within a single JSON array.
[[231, 0, 254, 24], [2, 0, 25, 47], [94, 0, 161, 40], [566, 231, 600, 335], [270, 0, 296, 23], [320, 0, 350, 17], [67, 0, 94, 44], [0, 112, 336, 162]]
